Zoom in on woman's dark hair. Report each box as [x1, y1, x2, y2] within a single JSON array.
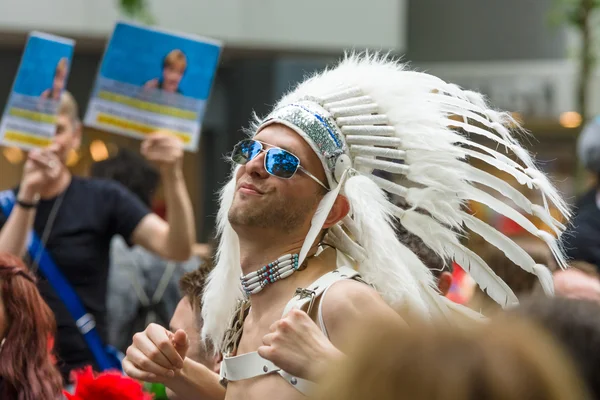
[[90, 149, 159, 207], [0, 253, 63, 400]]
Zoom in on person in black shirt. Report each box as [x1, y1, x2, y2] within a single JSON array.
[[0, 91, 196, 383]]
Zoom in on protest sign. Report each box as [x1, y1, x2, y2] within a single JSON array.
[[0, 32, 74, 150], [84, 22, 222, 152]]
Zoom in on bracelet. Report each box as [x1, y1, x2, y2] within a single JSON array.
[[16, 199, 38, 209]]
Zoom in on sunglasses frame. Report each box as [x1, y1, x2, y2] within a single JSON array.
[[232, 139, 330, 191]]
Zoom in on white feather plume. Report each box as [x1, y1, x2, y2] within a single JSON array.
[[201, 176, 243, 350], [204, 54, 571, 344]]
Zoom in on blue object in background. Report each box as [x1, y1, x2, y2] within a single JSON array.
[[12, 33, 74, 98], [99, 22, 221, 100]]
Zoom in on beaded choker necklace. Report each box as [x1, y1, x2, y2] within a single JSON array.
[[240, 253, 301, 295]]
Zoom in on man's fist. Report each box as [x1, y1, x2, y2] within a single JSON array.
[[123, 323, 189, 384], [141, 132, 184, 173], [258, 308, 343, 381]]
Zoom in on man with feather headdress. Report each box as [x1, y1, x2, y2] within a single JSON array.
[[123, 54, 569, 400]]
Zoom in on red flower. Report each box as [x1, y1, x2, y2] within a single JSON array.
[[64, 366, 152, 400]]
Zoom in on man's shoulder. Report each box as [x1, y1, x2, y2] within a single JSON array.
[[321, 278, 381, 314]]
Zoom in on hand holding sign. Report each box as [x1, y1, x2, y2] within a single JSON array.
[[141, 132, 184, 174], [21, 145, 62, 195]]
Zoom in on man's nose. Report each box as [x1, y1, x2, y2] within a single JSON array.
[[244, 151, 269, 178]]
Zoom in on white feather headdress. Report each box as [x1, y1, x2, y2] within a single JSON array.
[[202, 53, 569, 350]]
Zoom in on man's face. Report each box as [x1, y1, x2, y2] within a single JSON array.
[[53, 114, 80, 164], [170, 297, 215, 368], [228, 124, 328, 235], [162, 65, 184, 93], [53, 68, 67, 93]]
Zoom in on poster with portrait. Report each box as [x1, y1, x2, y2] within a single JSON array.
[[84, 22, 222, 152], [0, 32, 74, 150]]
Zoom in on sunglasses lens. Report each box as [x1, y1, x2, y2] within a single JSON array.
[[265, 148, 299, 179], [232, 140, 262, 165]]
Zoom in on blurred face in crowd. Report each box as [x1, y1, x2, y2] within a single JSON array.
[[228, 124, 327, 236], [162, 62, 185, 93], [52, 113, 81, 164], [53, 63, 68, 94]]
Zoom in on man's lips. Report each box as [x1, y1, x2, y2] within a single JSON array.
[[239, 183, 264, 195]]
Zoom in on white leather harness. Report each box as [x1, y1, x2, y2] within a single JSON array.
[[219, 266, 363, 396]]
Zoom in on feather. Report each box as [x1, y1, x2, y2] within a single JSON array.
[[330, 103, 379, 117], [298, 171, 348, 266], [324, 95, 373, 108], [342, 125, 396, 136], [454, 136, 524, 171], [450, 243, 519, 308], [462, 148, 532, 187], [345, 135, 404, 147], [201, 176, 243, 350], [350, 145, 406, 159], [462, 165, 533, 213], [355, 156, 409, 175], [533, 264, 555, 296], [336, 114, 389, 125], [342, 215, 362, 241], [537, 230, 568, 270], [524, 167, 571, 219], [328, 224, 368, 262], [439, 295, 488, 322], [459, 186, 541, 237], [393, 206, 520, 308], [446, 119, 515, 151], [344, 175, 431, 313]]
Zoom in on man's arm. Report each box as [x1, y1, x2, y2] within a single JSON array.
[[0, 186, 37, 257], [165, 358, 225, 400], [131, 133, 195, 261], [257, 280, 405, 381], [0, 148, 62, 256], [123, 323, 225, 400]]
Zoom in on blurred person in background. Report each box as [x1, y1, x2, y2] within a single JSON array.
[[90, 149, 201, 354], [315, 316, 589, 400], [563, 116, 600, 272], [0, 91, 196, 383], [159, 268, 221, 400], [553, 260, 600, 302], [0, 252, 64, 400], [42, 57, 69, 101], [513, 296, 600, 398]]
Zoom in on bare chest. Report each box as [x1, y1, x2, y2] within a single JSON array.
[[224, 311, 307, 400]]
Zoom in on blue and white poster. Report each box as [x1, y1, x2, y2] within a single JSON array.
[[84, 22, 222, 152], [0, 32, 74, 150]]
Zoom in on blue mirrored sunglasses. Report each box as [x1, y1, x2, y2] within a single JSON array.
[[231, 139, 329, 191]]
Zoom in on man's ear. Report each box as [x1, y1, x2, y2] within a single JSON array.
[[323, 195, 350, 229]]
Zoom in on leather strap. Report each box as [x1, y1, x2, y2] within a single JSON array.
[[220, 351, 315, 394], [220, 266, 362, 396], [282, 266, 360, 316]]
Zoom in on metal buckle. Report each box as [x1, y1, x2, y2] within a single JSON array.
[[295, 288, 317, 315]]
